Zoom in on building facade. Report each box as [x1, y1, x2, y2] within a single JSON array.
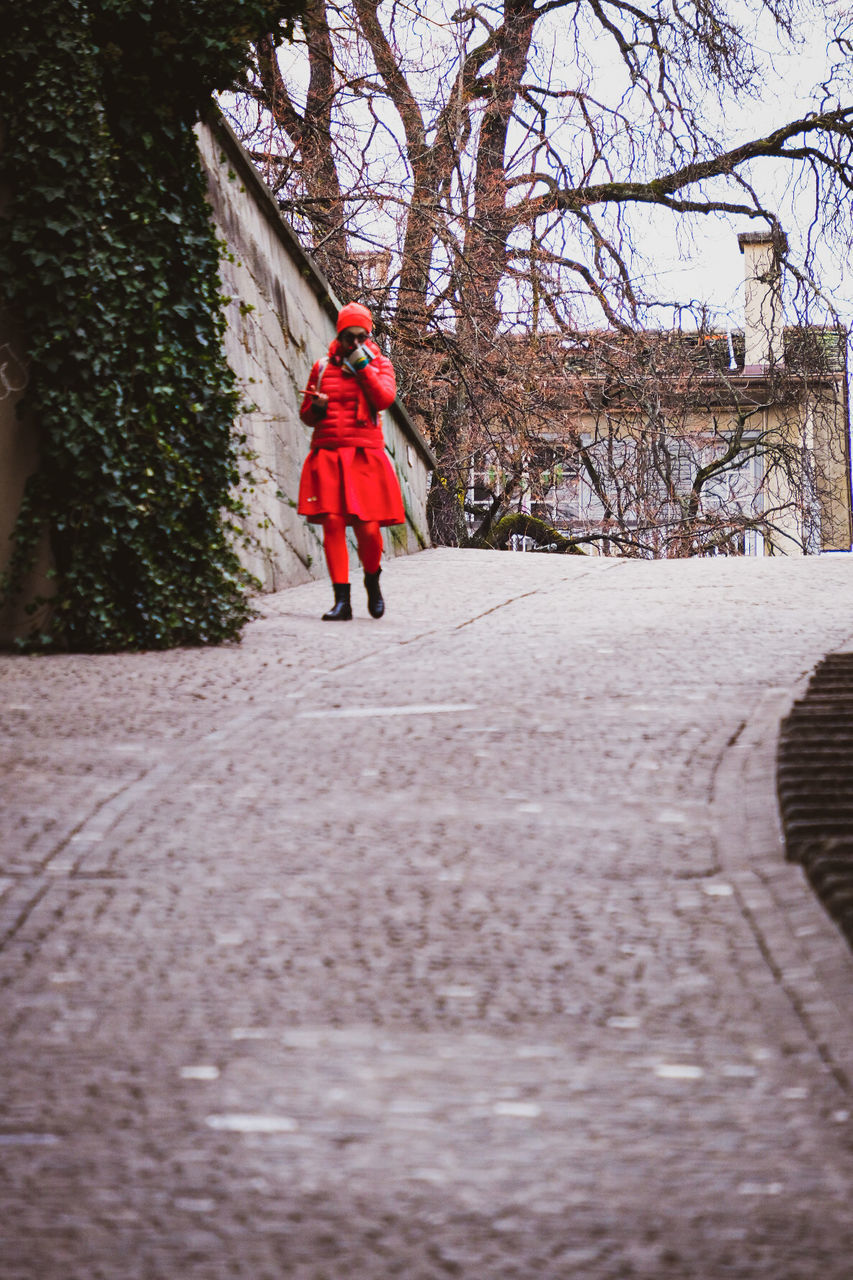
[[467, 232, 851, 557]]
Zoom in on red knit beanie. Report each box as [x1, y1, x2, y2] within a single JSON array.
[[336, 302, 373, 334]]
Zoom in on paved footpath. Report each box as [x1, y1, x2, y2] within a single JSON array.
[[3, 549, 853, 1280]]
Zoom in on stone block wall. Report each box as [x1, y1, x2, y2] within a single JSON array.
[[196, 114, 434, 592]]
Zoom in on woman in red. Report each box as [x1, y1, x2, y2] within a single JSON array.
[[298, 303, 406, 620]]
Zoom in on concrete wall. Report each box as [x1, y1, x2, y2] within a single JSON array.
[[196, 114, 434, 591]]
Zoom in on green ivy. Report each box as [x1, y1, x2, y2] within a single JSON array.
[[0, 0, 303, 650]]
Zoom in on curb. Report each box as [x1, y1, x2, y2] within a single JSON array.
[[713, 675, 853, 1096], [778, 653, 853, 948]]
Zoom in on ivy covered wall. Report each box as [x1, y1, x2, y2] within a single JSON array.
[[0, 0, 303, 651]]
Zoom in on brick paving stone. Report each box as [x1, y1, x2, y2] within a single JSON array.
[[2, 549, 853, 1278]]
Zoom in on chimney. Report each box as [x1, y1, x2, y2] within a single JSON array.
[[738, 228, 787, 375]]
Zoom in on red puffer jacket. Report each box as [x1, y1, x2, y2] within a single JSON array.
[[300, 338, 396, 449]]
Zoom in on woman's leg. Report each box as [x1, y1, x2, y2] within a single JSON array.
[[353, 520, 382, 574], [320, 514, 352, 619], [354, 520, 385, 618], [322, 513, 350, 583]]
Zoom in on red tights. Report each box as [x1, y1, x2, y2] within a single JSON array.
[[322, 515, 382, 583]]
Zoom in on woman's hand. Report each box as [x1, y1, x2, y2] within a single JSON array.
[[309, 391, 329, 416], [344, 342, 373, 373]]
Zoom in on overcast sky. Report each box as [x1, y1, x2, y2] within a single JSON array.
[[595, 3, 853, 329], [230, 1, 852, 336]]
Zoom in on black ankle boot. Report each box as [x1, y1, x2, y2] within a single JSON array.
[[322, 583, 352, 620], [364, 569, 385, 619]]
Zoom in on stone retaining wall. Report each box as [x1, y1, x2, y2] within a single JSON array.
[[196, 113, 434, 592], [0, 114, 434, 642]]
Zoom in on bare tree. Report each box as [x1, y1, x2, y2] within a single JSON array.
[[224, 0, 853, 548], [470, 325, 849, 557]]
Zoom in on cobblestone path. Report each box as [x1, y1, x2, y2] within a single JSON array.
[[3, 549, 853, 1279]]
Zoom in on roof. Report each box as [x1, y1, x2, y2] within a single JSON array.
[[553, 327, 847, 378]]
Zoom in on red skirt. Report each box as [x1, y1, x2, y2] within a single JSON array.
[[298, 446, 406, 526]]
